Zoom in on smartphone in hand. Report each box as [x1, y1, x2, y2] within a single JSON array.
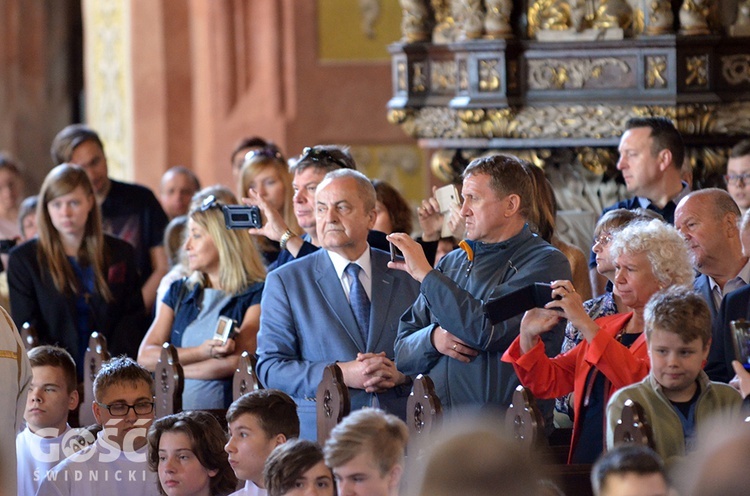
[[434, 184, 460, 238], [389, 241, 403, 262]]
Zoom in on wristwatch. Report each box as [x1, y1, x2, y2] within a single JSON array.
[[279, 229, 297, 251]]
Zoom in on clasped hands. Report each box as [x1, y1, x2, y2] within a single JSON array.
[[339, 352, 406, 393]]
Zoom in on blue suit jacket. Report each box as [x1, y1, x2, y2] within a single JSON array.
[[715, 284, 750, 382], [256, 247, 420, 440]]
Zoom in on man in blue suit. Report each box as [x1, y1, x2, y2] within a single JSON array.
[[675, 188, 750, 382], [256, 169, 420, 440]]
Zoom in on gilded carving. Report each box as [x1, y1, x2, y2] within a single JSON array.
[[479, 59, 501, 92], [645, 0, 673, 35], [679, 0, 712, 36], [484, 0, 513, 39], [721, 55, 750, 85], [397, 61, 407, 91], [507, 60, 519, 91], [431, 60, 457, 92], [631, 7, 645, 35], [431, 0, 459, 43], [527, 0, 580, 38], [399, 0, 433, 42], [453, 0, 485, 39], [528, 58, 631, 90], [685, 55, 708, 87], [646, 56, 667, 88], [577, 147, 618, 175], [389, 103, 750, 141], [413, 62, 427, 92], [458, 60, 469, 91]]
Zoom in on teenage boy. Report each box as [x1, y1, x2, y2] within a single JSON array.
[[36, 356, 159, 496], [225, 389, 300, 496], [606, 286, 742, 465], [324, 408, 408, 496], [16, 346, 80, 496], [591, 445, 671, 496]]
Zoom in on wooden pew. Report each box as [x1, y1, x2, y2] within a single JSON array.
[[80, 332, 110, 426], [505, 386, 594, 496], [232, 351, 261, 401], [612, 399, 654, 448], [20, 322, 38, 351], [154, 342, 184, 418], [505, 384, 546, 453], [406, 374, 442, 445], [316, 363, 350, 446]]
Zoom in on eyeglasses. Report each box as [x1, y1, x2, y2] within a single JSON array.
[[200, 195, 223, 212], [244, 147, 284, 164], [97, 400, 155, 417], [300, 146, 352, 170], [725, 173, 750, 186], [593, 232, 613, 246]]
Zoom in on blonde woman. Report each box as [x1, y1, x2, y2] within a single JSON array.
[[239, 148, 299, 265], [138, 194, 266, 409]]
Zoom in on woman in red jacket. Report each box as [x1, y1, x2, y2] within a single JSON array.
[[503, 219, 694, 463]]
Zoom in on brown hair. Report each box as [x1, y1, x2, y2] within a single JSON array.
[[462, 154, 534, 220], [37, 164, 112, 301], [28, 345, 77, 393], [730, 138, 750, 159], [644, 286, 711, 346], [50, 124, 105, 165], [93, 356, 154, 403], [226, 389, 300, 440], [291, 145, 357, 175], [625, 116, 685, 170], [372, 180, 413, 234], [264, 439, 331, 496], [148, 411, 237, 496]]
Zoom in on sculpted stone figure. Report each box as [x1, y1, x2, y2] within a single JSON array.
[[484, 0, 513, 39], [730, 0, 750, 36], [400, 0, 433, 42], [453, 0, 486, 39], [644, 0, 674, 35], [679, 0, 712, 35]]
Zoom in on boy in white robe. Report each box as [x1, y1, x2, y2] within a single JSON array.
[[36, 356, 159, 496], [16, 346, 80, 496]]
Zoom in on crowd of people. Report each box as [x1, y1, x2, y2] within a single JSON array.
[[3, 117, 750, 495]]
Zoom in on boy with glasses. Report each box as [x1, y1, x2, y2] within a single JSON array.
[[36, 356, 159, 496]]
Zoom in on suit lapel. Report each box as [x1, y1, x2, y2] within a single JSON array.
[[368, 250, 395, 351], [314, 251, 367, 350]]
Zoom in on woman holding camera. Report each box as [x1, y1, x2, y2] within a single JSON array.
[[7, 164, 146, 377], [138, 193, 266, 410]]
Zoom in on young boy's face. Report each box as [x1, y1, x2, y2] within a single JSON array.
[[601, 471, 669, 496], [25, 365, 79, 435], [332, 451, 399, 496], [648, 327, 710, 402], [93, 379, 154, 451], [225, 413, 283, 486]]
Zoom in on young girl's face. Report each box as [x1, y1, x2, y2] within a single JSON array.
[[284, 460, 334, 496], [158, 431, 217, 496]]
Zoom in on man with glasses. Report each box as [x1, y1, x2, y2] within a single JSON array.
[[246, 145, 390, 270], [726, 139, 750, 217], [589, 116, 690, 296], [37, 356, 159, 496], [675, 189, 750, 383]]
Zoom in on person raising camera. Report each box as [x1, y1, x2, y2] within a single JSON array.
[[138, 190, 266, 410]]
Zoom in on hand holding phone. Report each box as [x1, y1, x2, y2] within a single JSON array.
[[434, 185, 460, 238]]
